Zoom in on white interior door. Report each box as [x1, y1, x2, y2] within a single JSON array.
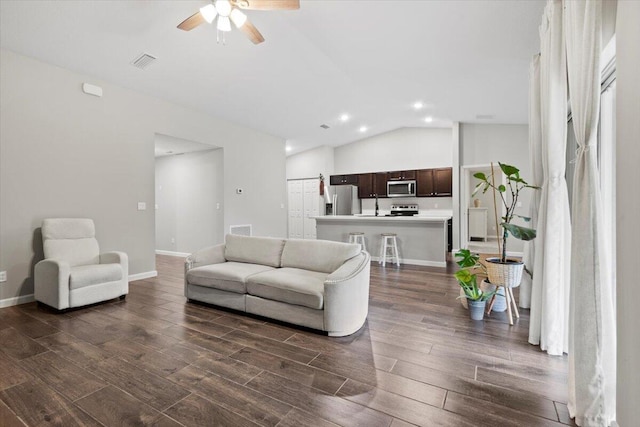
[[287, 180, 303, 239], [303, 179, 320, 239]]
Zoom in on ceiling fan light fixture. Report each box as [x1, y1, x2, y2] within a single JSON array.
[[217, 16, 232, 32], [199, 4, 217, 23], [230, 9, 247, 28], [215, 0, 232, 17]]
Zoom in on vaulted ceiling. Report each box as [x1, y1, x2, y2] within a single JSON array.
[[0, 0, 545, 155]]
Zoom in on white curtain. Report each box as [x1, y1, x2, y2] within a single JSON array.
[[520, 54, 543, 309], [529, 0, 571, 356], [565, 1, 616, 425]]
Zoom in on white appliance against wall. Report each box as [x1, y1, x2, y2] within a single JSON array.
[[330, 185, 361, 215], [468, 207, 488, 241], [287, 178, 322, 239]]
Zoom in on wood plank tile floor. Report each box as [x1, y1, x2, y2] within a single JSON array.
[[1, 255, 574, 427]]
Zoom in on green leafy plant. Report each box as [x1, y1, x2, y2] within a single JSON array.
[[472, 163, 540, 263], [454, 249, 493, 301]]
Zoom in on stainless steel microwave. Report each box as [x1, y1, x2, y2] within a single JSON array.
[[387, 180, 416, 197]]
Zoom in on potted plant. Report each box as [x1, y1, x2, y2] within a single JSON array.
[[454, 249, 494, 320], [472, 163, 539, 288]]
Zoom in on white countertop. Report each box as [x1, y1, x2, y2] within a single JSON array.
[[313, 214, 451, 222]]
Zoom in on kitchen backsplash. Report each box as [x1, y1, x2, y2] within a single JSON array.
[[361, 197, 453, 213]]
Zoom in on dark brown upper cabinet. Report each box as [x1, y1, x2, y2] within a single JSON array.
[[329, 174, 359, 186], [387, 170, 416, 181], [417, 167, 452, 197], [357, 173, 388, 198]]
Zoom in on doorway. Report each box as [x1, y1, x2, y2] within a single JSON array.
[[154, 134, 224, 256], [460, 164, 505, 254]]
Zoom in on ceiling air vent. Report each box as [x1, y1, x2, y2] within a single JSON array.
[[131, 53, 157, 70], [320, 124, 330, 129], [476, 114, 495, 120]]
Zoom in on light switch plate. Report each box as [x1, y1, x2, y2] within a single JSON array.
[[137, 202, 146, 211]]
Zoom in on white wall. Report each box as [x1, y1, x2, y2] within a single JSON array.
[[155, 149, 224, 254], [616, 2, 640, 424], [459, 124, 531, 253], [333, 127, 453, 174], [286, 145, 334, 181], [0, 49, 287, 302]]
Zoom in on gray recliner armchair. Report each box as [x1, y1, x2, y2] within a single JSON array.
[[34, 218, 128, 310]]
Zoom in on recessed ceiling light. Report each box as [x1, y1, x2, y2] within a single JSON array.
[[359, 126, 368, 133], [339, 114, 350, 122], [424, 116, 433, 123], [413, 101, 424, 110], [285, 146, 292, 152]]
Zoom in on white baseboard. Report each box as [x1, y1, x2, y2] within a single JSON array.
[[155, 250, 190, 258], [129, 271, 158, 282], [0, 293, 35, 308], [370, 256, 446, 268], [0, 271, 158, 308]]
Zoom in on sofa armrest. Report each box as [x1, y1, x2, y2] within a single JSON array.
[[323, 252, 371, 336], [185, 244, 226, 271], [34, 259, 71, 310]]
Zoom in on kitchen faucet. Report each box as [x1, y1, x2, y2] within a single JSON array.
[[374, 194, 379, 216]]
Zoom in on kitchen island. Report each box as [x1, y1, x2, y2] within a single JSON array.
[[314, 214, 451, 267]]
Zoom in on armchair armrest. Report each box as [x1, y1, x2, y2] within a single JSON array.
[[100, 251, 129, 295], [323, 252, 371, 336], [34, 259, 71, 310], [100, 251, 128, 275]]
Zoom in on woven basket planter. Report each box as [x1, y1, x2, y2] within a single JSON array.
[[484, 258, 524, 288]]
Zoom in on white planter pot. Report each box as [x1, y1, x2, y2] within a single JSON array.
[[484, 257, 524, 288], [481, 279, 506, 312]]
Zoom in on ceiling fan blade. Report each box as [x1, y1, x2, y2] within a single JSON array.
[[233, 0, 300, 11], [240, 19, 265, 44], [177, 11, 205, 31]]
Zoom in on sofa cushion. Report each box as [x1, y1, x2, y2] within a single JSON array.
[[280, 239, 361, 273], [70, 264, 123, 290], [224, 234, 286, 268], [187, 262, 274, 294], [247, 268, 328, 310]]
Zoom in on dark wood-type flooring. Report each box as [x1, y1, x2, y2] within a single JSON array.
[[1, 255, 574, 426]]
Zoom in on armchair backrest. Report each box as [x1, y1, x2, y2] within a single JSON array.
[[42, 218, 100, 266]]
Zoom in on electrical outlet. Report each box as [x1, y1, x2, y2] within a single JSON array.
[[216, 203, 220, 210], [0, 271, 6, 282], [171, 237, 175, 244], [137, 202, 146, 211]]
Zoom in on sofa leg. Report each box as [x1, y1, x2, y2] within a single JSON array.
[[119, 295, 126, 300]]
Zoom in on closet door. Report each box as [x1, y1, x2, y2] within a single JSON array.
[[287, 180, 303, 239], [303, 179, 319, 239]]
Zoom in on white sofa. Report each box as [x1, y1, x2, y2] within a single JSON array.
[[185, 234, 371, 337]]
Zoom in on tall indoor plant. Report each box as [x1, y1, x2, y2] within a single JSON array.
[[472, 162, 539, 287]]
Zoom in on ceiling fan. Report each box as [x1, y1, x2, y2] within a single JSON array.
[[177, 0, 300, 45]]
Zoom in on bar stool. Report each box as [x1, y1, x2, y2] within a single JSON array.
[[378, 233, 399, 267], [348, 232, 366, 252]]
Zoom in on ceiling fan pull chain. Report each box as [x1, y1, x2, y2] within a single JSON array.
[[216, 29, 227, 45]]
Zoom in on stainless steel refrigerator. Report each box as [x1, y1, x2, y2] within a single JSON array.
[[330, 185, 361, 215]]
